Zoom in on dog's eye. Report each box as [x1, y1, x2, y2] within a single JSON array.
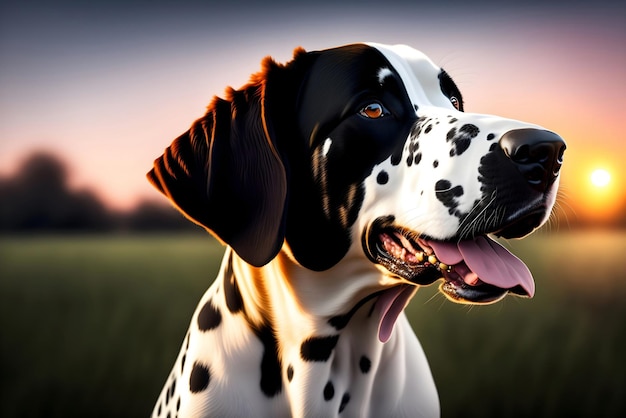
[[359, 103, 388, 119], [450, 96, 461, 111]]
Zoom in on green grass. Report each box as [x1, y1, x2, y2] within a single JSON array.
[[0, 231, 624, 417], [0, 234, 223, 417]]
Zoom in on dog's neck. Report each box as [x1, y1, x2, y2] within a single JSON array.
[[228, 244, 388, 339], [223, 246, 439, 416]]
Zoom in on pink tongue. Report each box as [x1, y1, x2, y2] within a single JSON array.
[[427, 236, 535, 297], [377, 285, 416, 343], [376, 237, 533, 344]]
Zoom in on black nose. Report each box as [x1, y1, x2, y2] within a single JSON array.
[[499, 128, 566, 192]]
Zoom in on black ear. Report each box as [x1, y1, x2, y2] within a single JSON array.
[[147, 66, 288, 267]]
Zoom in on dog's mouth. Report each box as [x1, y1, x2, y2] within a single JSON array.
[[364, 216, 534, 308]]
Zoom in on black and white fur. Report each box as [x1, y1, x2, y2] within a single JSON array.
[[148, 43, 565, 417]]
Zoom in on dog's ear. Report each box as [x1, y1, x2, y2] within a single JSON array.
[[147, 58, 296, 267]]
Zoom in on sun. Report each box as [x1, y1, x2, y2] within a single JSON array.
[[590, 168, 611, 188]]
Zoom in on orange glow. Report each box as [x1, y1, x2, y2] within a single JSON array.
[[590, 169, 611, 188], [564, 153, 624, 224]]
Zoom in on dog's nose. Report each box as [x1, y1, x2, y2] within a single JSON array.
[[499, 128, 566, 192]]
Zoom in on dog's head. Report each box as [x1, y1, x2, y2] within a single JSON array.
[[148, 43, 565, 311]]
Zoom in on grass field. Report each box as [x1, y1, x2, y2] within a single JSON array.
[[0, 230, 624, 417]]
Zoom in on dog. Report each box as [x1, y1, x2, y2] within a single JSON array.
[[147, 43, 565, 417]]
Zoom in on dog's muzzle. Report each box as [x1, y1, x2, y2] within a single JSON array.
[[488, 128, 567, 239], [363, 217, 534, 305]]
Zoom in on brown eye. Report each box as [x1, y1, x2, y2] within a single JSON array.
[[360, 102, 387, 119], [450, 96, 461, 111]]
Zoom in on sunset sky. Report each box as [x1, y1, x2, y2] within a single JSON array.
[[1, 0, 625, 224]]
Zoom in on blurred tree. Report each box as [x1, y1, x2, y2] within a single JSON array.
[[0, 151, 200, 233], [123, 200, 198, 232], [0, 152, 112, 232]]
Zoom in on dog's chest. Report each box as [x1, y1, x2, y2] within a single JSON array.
[[153, 262, 438, 418], [153, 278, 288, 417], [190, 285, 381, 416]]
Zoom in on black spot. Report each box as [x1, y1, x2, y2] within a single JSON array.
[[166, 412, 170, 418], [461, 124, 480, 137], [410, 125, 422, 138], [324, 381, 335, 400], [339, 393, 351, 413], [390, 148, 402, 166], [425, 124, 432, 133], [223, 256, 244, 314], [253, 325, 283, 397], [287, 365, 294, 382], [448, 124, 480, 156], [329, 292, 380, 330], [157, 402, 162, 416], [435, 180, 465, 217], [197, 300, 221, 331], [376, 171, 389, 185], [189, 362, 211, 393], [404, 135, 423, 168], [433, 160, 439, 168], [300, 335, 340, 362], [181, 354, 186, 373], [487, 133, 496, 141], [170, 378, 177, 399], [359, 356, 371, 374], [185, 333, 190, 350], [165, 383, 170, 404], [176, 397, 181, 412], [413, 104, 419, 111], [489, 142, 498, 152]]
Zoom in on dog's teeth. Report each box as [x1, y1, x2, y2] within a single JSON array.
[[415, 252, 424, 262], [438, 262, 450, 272], [428, 255, 438, 265]]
